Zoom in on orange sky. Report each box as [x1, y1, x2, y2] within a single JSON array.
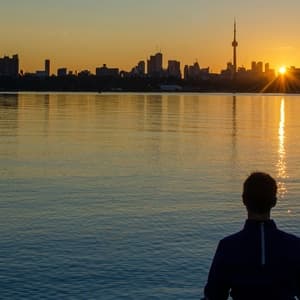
[[1, 1, 300, 74]]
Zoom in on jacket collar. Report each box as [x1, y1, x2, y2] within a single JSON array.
[[243, 219, 277, 231]]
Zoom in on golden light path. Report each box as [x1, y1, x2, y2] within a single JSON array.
[[277, 98, 288, 199]]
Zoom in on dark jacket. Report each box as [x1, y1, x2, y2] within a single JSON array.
[[204, 219, 300, 300]]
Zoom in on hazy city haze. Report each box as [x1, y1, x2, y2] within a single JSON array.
[[1, 0, 300, 73]]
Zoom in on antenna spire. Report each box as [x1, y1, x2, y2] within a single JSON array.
[[232, 19, 238, 76]]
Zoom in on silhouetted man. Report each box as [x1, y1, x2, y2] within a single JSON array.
[[203, 172, 300, 300]]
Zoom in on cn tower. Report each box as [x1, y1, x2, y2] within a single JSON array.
[[232, 20, 238, 76]]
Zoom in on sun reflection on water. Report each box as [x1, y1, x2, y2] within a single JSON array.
[[277, 98, 288, 198]]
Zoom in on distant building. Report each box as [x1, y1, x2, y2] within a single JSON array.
[[289, 66, 300, 77], [57, 68, 67, 77], [129, 60, 146, 77], [78, 70, 91, 77], [251, 61, 263, 73], [0, 54, 19, 77], [35, 70, 48, 77], [136, 61, 145, 75], [238, 66, 247, 73], [167, 60, 181, 79], [264, 63, 275, 78], [33, 59, 51, 77], [45, 59, 50, 76], [147, 52, 163, 77], [184, 62, 200, 80], [184, 62, 209, 80], [221, 62, 234, 78], [256, 61, 263, 73], [96, 64, 119, 77], [265, 63, 270, 73], [251, 61, 257, 72]]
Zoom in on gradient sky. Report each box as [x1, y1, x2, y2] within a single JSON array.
[[1, 0, 300, 74]]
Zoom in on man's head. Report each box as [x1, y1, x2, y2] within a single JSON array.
[[242, 172, 277, 215]]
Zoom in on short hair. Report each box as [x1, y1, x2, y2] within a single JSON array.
[[242, 172, 277, 214]]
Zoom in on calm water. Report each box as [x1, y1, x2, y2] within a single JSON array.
[[1, 93, 300, 299]]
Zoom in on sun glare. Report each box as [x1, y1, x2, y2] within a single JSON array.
[[279, 66, 287, 75]]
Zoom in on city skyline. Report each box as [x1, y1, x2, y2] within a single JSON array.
[[0, 22, 281, 78], [2, 1, 300, 73], [0, 49, 278, 79]]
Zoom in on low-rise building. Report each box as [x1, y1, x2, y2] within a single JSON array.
[[96, 64, 119, 77]]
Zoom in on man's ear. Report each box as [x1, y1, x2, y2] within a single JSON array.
[[242, 194, 247, 206], [271, 197, 277, 208]]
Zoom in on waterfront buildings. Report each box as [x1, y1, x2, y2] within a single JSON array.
[[96, 64, 119, 77], [184, 62, 209, 80], [0, 54, 19, 77], [57, 68, 67, 77]]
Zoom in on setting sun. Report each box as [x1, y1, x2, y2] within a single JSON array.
[[279, 66, 287, 75]]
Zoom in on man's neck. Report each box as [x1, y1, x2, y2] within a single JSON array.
[[247, 211, 270, 221]]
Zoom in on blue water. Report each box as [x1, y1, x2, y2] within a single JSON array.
[[1, 93, 300, 299]]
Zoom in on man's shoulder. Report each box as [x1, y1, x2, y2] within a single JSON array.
[[275, 227, 300, 244], [219, 230, 245, 246], [219, 223, 300, 248]]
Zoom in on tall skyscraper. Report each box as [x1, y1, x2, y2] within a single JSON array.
[[232, 20, 238, 76], [265, 63, 270, 73], [167, 60, 181, 78], [45, 59, 50, 77], [256, 61, 263, 73], [147, 52, 163, 77]]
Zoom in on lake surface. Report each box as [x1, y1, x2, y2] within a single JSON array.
[[1, 93, 300, 299]]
